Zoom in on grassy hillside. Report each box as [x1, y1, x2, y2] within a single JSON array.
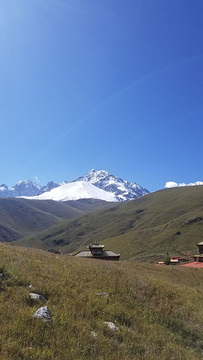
[[18, 186, 203, 260], [0, 243, 203, 359], [0, 198, 110, 243]]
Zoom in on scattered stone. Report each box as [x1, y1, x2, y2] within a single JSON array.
[[29, 293, 46, 303], [32, 306, 51, 322], [28, 284, 33, 289], [105, 321, 118, 331], [96, 292, 109, 297], [91, 331, 98, 338]]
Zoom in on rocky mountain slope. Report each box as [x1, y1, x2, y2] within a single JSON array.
[[75, 169, 149, 201]]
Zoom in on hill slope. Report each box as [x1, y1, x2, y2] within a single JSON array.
[[1, 243, 203, 359], [0, 198, 111, 242], [17, 186, 203, 259]]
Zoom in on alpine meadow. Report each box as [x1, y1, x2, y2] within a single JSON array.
[[1, 0, 203, 359], [0, 185, 203, 358], [1, 242, 203, 359]]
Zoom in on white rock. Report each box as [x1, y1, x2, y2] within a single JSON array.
[[105, 321, 118, 331], [91, 331, 98, 338], [32, 306, 51, 322], [30, 293, 46, 303], [96, 292, 109, 297]]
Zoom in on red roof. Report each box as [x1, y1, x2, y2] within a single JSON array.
[[181, 261, 203, 268]]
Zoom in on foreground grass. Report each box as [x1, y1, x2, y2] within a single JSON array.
[[0, 244, 203, 359]]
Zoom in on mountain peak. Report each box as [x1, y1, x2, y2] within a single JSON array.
[[75, 169, 149, 201], [85, 169, 111, 181]]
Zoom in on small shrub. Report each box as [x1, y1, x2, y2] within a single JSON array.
[[163, 252, 170, 265]]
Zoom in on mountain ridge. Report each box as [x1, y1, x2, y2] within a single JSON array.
[[0, 169, 149, 202], [0, 180, 59, 198]]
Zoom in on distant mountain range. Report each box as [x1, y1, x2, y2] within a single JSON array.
[[0, 169, 149, 202], [0, 180, 59, 198]]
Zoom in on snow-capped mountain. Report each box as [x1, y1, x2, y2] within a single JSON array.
[[24, 181, 117, 202], [0, 184, 9, 198], [75, 169, 149, 201], [0, 169, 149, 202], [0, 180, 59, 198], [11, 180, 42, 197]]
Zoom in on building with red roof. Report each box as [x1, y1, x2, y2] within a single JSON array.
[[181, 242, 203, 268]]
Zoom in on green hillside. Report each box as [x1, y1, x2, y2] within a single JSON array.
[[0, 198, 110, 243], [1, 243, 203, 359], [17, 186, 203, 259]]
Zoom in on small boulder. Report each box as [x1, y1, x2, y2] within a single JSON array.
[[105, 321, 118, 331], [29, 293, 46, 303], [91, 331, 98, 338], [32, 306, 51, 322]]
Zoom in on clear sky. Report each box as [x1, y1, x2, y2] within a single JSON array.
[[0, 0, 202, 192]]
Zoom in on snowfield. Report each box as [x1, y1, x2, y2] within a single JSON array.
[[22, 181, 118, 202]]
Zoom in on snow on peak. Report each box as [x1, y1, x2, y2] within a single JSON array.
[[81, 169, 111, 182], [27, 181, 118, 202], [75, 169, 149, 201], [12, 179, 41, 189], [0, 184, 8, 191]]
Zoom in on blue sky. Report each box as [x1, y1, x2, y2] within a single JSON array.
[[0, 0, 202, 192]]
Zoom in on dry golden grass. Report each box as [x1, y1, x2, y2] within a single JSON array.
[[0, 243, 203, 359]]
